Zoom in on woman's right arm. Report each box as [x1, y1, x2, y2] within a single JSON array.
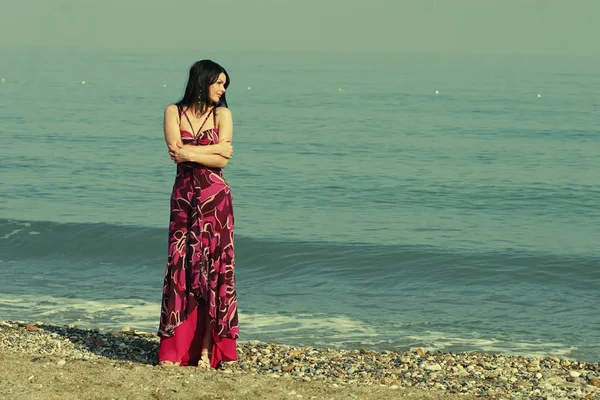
[[163, 104, 184, 149]]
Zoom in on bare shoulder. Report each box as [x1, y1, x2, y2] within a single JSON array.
[[215, 106, 232, 120], [164, 104, 179, 116]]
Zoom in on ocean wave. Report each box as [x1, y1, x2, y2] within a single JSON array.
[[0, 293, 585, 360]]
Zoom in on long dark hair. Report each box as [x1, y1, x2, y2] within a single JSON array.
[[176, 60, 230, 113]]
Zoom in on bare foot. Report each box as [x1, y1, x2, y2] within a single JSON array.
[[197, 349, 211, 369], [197, 358, 210, 369], [158, 360, 180, 367], [198, 312, 214, 370]]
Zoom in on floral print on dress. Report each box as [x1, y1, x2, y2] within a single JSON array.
[[159, 119, 239, 341]]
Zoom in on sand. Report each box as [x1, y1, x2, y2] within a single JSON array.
[[2, 320, 599, 399], [0, 350, 475, 400]]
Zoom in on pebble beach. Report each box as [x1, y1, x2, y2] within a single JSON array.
[[1, 320, 598, 399]]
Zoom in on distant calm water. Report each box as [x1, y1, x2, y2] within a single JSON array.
[[1, 48, 599, 362]]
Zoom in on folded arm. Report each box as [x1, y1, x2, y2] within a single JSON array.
[[163, 105, 233, 168]]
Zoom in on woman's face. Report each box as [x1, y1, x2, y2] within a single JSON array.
[[209, 73, 227, 104]]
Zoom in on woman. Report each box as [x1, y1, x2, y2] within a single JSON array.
[[158, 60, 239, 369]]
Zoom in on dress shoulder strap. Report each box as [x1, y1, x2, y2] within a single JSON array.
[[213, 107, 218, 129], [197, 107, 214, 134]]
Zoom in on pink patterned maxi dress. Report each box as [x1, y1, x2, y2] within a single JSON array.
[[158, 107, 239, 368]]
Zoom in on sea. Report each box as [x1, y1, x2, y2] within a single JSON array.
[[1, 48, 598, 363]]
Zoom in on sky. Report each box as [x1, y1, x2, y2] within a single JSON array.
[[1, 0, 599, 55]]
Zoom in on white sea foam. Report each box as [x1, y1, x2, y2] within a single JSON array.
[[1, 229, 23, 240], [1, 221, 34, 239], [0, 295, 375, 339], [403, 331, 577, 359], [0, 294, 160, 332], [240, 312, 378, 338], [0, 295, 580, 359]]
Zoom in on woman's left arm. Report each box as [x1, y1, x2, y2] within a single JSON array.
[[214, 107, 233, 168]]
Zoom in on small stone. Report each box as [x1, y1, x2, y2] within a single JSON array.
[[288, 350, 303, 358], [302, 377, 312, 382], [120, 325, 130, 332], [57, 360, 66, 367], [570, 371, 581, 378], [542, 375, 564, 385], [282, 364, 295, 373], [26, 325, 38, 332], [415, 348, 425, 356], [424, 364, 442, 371], [589, 378, 600, 387]]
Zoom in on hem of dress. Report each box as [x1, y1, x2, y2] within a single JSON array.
[[157, 305, 238, 368]]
